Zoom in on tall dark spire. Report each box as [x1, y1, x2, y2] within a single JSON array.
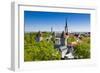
[[65, 18, 68, 34]]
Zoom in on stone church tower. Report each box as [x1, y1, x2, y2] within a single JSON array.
[[36, 31, 43, 42], [61, 19, 69, 46]]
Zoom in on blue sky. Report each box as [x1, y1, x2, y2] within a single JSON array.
[[24, 11, 90, 32]]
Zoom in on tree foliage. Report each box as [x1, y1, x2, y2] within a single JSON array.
[[73, 36, 90, 59], [24, 32, 61, 61], [67, 36, 76, 44]]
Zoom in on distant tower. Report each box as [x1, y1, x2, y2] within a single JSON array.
[[50, 27, 53, 40], [51, 27, 53, 33], [65, 19, 68, 34], [36, 31, 43, 42]]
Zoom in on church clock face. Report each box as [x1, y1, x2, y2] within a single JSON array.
[[24, 11, 90, 61]]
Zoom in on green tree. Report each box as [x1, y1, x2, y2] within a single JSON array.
[[67, 36, 76, 44], [73, 37, 90, 59], [24, 32, 61, 61]]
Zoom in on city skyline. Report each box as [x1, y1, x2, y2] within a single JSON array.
[[24, 11, 90, 32]]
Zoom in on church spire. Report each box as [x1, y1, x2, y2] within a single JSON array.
[[65, 18, 68, 34]]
